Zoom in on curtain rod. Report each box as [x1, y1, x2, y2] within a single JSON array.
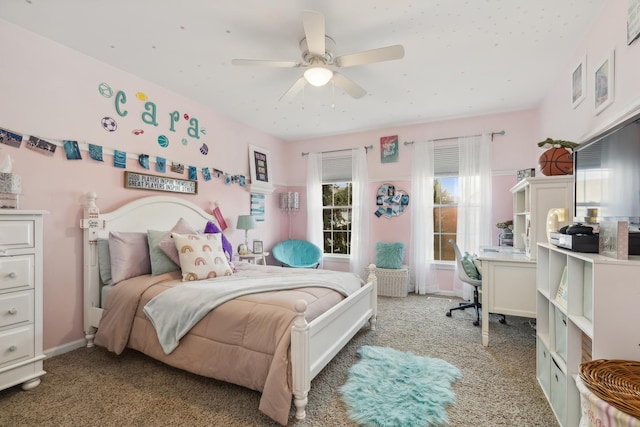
[[403, 130, 506, 146], [301, 144, 374, 157]]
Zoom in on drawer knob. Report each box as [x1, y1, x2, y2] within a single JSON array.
[[8, 345, 17, 352], [8, 308, 17, 315], [8, 272, 17, 278]]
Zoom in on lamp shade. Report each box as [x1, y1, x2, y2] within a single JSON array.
[[304, 66, 333, 87], [236, 215, 256, 231]]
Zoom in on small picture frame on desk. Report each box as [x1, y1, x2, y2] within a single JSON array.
[[253, 240, 263, 254], [599, 220, 628, 260]]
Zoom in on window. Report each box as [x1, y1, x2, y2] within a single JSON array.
[[434, 176, 458, 261], [321, 155, 352, 255], [433, 144, 459, 261], [322, 183, 352, 255]]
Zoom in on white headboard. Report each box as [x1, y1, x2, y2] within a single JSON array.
[[80, 191, 219, 343]]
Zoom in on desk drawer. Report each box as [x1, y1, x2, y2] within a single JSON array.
[[0, 291, 33, 328], [0, 255, 34, 292], [0, 326, 34, 367], [0, 220, 34, 251]]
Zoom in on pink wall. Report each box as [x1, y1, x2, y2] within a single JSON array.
[[1, 0, 636, 352], [0, 21, 288, 352]]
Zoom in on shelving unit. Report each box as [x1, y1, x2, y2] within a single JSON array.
[[511, 176, 573, 260], [536, 243, 640, 426]]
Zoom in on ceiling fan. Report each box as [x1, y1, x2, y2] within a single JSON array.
[[231, 10, 405, 102]]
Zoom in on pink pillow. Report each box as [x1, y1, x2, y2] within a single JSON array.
[[108, 231, 151, 284], [158, 218, 197, 265]]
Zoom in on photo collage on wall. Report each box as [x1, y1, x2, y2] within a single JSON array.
[[374, 183, 410, 218]]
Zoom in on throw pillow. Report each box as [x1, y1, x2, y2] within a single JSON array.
[[108, 231, 152, 284], [147, 230, 180, 275], [203, 220, 233, 260], [172, 232, 233, 280], [97, 238, 113, 286], [461, 252, 481, 280], [375, 242, 405, 269], [158, 218, 197, 265]]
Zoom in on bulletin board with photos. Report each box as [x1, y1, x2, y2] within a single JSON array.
[[374, 183, 410, 218]]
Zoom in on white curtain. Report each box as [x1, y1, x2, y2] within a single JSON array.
[[350, 147, 370, 280], [410, 140, 438, 294], [454, 133, 493, 298], [306, 152, 323, 265]]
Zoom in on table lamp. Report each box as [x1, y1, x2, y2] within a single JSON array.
[[236, 215, 256, 254]]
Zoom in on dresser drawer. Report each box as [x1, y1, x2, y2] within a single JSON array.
[[0, 326, 34, 367], [0, 220, 34, 251], [0, 255, 34, 292], [0, 291, 33, 329]]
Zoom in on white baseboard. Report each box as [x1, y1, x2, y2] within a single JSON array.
[[44, 338, 87, 358]]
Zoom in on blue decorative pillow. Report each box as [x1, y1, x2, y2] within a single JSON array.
[[375, 242, 405, 269], [461, 252, 481, 280], [204, 221, 233, 260]]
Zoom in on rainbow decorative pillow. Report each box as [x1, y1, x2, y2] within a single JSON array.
[[172, 232, 233, 281]]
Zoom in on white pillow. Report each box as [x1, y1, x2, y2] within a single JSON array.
[[172, 232, 233, 281]]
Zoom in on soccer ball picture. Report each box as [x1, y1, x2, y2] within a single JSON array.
[[101, 117, 118, 132]]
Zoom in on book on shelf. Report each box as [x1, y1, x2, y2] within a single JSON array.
[[555, 266, 568, 309]]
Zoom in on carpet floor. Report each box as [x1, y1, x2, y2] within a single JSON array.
[[0, 295, 557, 426]]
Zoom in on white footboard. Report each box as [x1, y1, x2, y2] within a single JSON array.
[[290, 265, 377, 420]]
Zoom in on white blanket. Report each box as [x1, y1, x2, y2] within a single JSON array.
[[143, 265, 362, 354]]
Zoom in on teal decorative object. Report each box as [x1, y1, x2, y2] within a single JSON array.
[[340, 345, 461, 427], [375, 241, 405, 269]]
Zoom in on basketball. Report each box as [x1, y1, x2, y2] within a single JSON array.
[[539, 147, 573, 176]]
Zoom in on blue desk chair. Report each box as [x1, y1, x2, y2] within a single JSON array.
[[272, 239, 322, 268]]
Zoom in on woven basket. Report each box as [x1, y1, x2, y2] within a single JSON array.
[[579, 359, 640, 419]]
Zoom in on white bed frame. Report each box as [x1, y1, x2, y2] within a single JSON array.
[[80, 192, 377, 420]]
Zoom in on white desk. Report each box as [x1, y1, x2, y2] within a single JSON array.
[[238, 251, 269, 265], [478, 248, 537, 346]]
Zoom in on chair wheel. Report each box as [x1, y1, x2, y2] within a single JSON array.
[[446, 312, 452, 317], [473, 320, 479, 326], [499, 317, 507, 324]]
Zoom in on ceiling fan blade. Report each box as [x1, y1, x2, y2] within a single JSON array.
[[232, 59, 301, 68], [332, 72, 367, 99], [335, 45, 405, 67], [302, 10, 326, 56], [279, 76, 307, 103]]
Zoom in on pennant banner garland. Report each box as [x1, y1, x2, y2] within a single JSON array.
[[0, 125, 247, 189]]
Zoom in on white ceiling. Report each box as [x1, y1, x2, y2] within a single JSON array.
[[1, 0, 606, 141]]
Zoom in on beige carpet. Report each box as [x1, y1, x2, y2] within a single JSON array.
[[0, 295, 556, 426]]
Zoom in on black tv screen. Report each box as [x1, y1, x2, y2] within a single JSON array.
[[574, 114, 640, 224]]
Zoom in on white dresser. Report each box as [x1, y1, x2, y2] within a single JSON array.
[[0, 210, 46, 391]]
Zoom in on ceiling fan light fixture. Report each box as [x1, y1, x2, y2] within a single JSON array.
[[304, 66, 333, 87]]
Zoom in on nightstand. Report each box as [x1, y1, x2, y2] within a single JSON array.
[[238, 251, 269, 265]]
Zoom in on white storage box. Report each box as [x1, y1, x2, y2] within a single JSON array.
[[365, 265, 409, 297]]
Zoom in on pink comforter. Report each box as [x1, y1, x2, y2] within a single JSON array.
[[94, 267, 351, 425]]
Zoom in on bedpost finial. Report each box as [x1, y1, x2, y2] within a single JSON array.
[[86, 191, 97, 208]]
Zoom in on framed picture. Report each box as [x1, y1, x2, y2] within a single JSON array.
[[599, 220, 629, 260], [594, 50, 615, 115], [380, 135, 399, 163], [628, 0, 640, 45], [253, 240, 263, 254], [571, 55, 586, 109], [249, 144, 271, 185]]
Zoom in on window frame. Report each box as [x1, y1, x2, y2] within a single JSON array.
[[321, 181, 353, 256]]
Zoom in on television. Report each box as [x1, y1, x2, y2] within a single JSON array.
[[574, 112, 640, 225]]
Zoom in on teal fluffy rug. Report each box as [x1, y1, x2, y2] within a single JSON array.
[[340, 346, 462, 427]]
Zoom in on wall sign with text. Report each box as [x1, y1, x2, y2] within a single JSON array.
[[124, 171, 197, 194]]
